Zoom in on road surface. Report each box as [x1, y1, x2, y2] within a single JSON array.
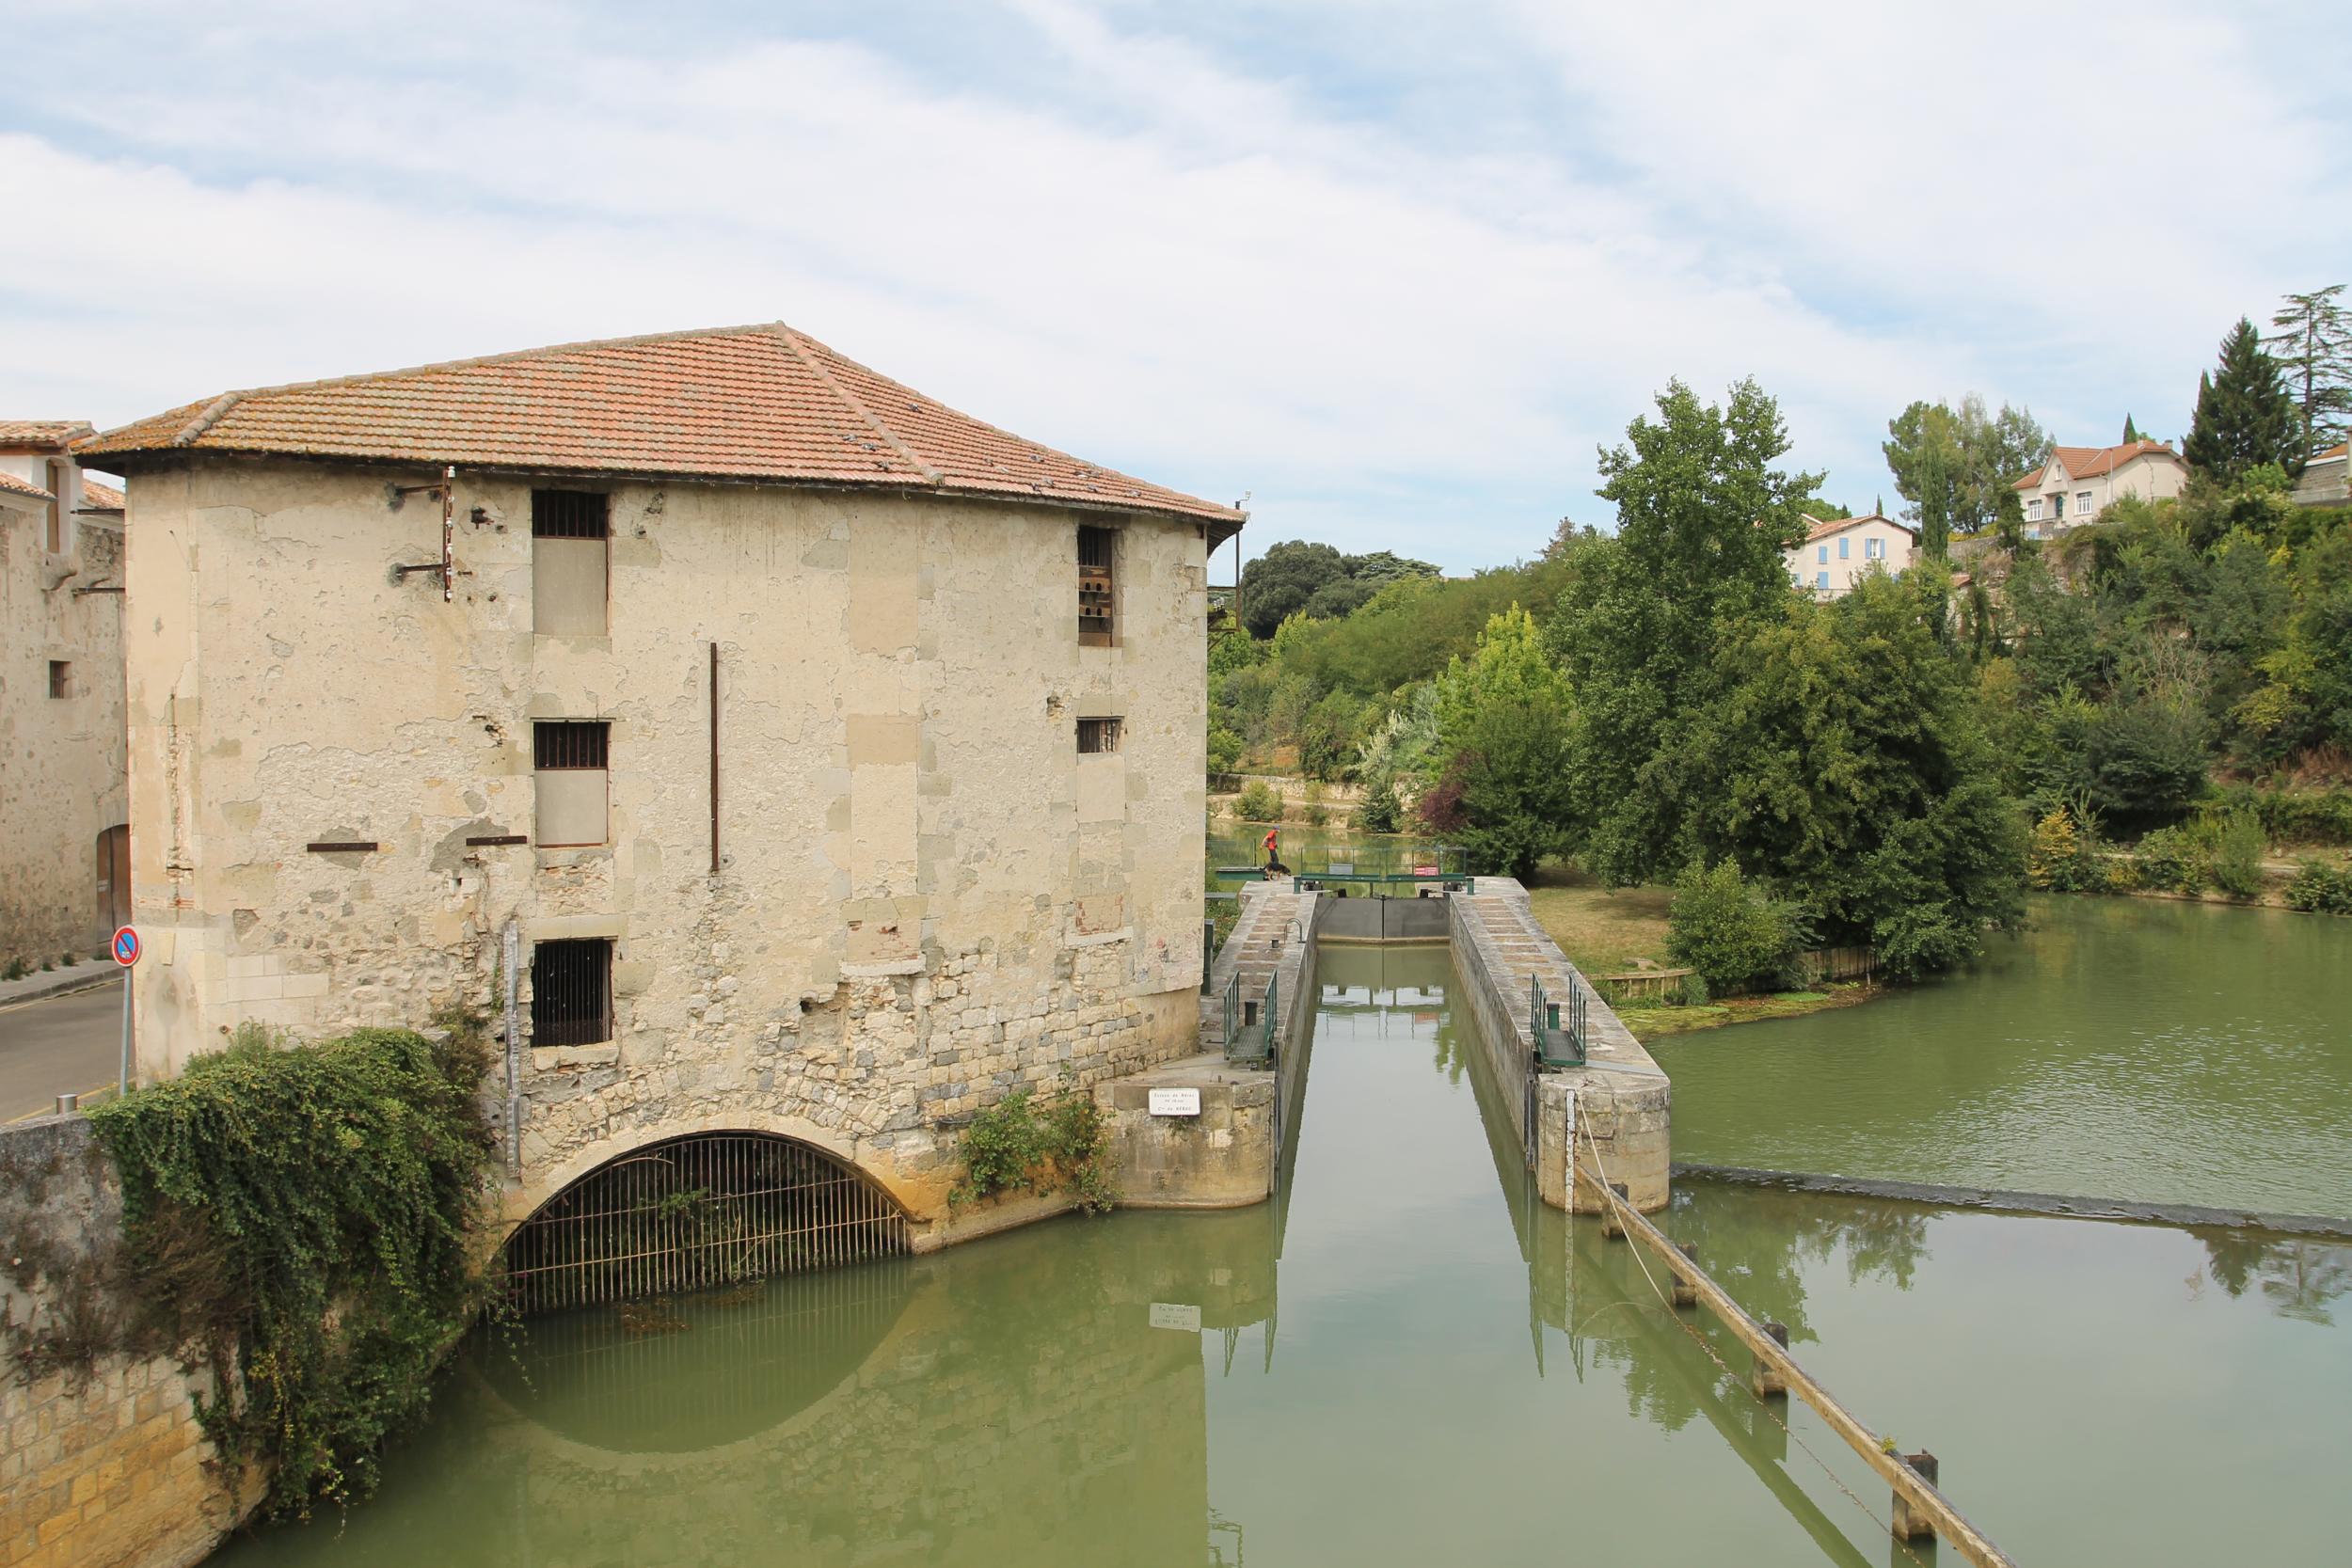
[[0, 978, 126, 1120]]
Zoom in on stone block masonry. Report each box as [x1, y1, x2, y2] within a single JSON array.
[[0, 1117, 258, 1568], [1444, 879, 1671, 1212]]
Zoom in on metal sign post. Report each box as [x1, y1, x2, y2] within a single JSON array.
[[111, 925, 140, 1096]]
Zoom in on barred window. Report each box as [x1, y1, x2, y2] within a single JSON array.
[[531, 938, 612, 1047], [534, 721, 610, 847], [1078, 717, 1123, 754], [48, 660, 71, 699], [532, 490, 610, 539], [533, 490, 610, 637]]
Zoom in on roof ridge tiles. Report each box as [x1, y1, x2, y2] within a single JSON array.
[[769, 325, 944, 484]]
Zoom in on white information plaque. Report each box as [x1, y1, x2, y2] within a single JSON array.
[[1148, 1087, 1202, 1117], [1150, 1303, 1202, 1331]]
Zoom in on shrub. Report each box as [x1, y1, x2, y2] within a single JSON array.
[[952, 1085, 1115, 1212], [2026, 807, 2094, 892], [2210, 811, 2266, 899], [1235, 781, 1284, 823], [1665, 860, 1804, 997], [2284, 860, 2352, 913], [1353, 784, 1402, 835], [88, 1024, 496, 1518], [2101, 853, 2142, 893], [2135, 825, 2207, 892]]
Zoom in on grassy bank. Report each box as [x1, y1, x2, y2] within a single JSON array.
[[1523, 864, 1876, 1042]]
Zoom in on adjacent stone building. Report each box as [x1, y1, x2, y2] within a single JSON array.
[[0, 422, 129, 972], [80, 324, 1243, 1233]]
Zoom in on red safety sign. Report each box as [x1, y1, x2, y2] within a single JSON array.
[[111, 927, 140, 966]]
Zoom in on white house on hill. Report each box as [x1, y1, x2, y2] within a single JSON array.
[[1786, 513, 1918, 598], [2012, 439, 2188, 538]]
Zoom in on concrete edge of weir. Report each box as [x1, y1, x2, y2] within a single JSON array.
[[1677, 1162, 2352, 1241]]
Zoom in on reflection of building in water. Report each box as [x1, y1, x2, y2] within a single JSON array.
[[429, 1203, 1284, 1568]]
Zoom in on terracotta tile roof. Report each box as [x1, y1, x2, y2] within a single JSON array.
[[0, 420, 93, 448], [0, 470, 53, 500], [1799, 512, 1915, 542], [2313, 442, 2348, 462], [80, 477, 124, 511], [2013, 439, 2180, 489], [77, 324, 1244, 530]]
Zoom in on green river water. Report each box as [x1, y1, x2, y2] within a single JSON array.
[[215, 921, 2351, 1566]]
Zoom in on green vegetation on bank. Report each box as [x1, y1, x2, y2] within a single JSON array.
[[1210, 281, 2352, 999], [89, 1024, 497, 1518]]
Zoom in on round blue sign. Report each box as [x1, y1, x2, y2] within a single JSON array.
[[112, 927, 140, 966]]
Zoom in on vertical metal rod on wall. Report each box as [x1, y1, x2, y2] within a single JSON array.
[[503, 918, 523, 1176], [709, 641, 721, 874]]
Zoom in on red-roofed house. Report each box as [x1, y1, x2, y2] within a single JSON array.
[[2012, 440, 2188, 537], [0, 420, 128, 970], [1783, 513, 1919, 598], [2290, 442, 2348, 510], [83, 322, 1251, 1241]]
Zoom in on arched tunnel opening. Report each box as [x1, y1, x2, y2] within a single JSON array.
[[501, 1131, 910, 1316]]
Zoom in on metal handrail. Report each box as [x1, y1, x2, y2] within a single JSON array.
[[1530, 974, 1586, 1066], [1219, 969, 1242, 1058]]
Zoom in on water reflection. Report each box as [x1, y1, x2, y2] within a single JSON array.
[[214, 941, 2352, 1568]]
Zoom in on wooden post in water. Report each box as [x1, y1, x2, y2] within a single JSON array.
[[1751, 1322, 1790, 1397], [1581, 1168, 2020, 1568], [1671, 1243, 1699, 1308], [1601, 1181, 1629, 1238], [1893, 1452, 1940, 1542]]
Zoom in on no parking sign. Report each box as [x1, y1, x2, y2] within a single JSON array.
[[112, 927, 140, 966]]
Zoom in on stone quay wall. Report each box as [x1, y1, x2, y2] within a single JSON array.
[[1444, 879, 1671, 1212], [0, 1117, 254, 1568]]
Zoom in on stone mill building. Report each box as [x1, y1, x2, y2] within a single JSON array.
[[80, 323, 1245, 1246]]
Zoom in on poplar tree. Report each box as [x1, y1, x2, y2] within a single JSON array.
[[2184, 319, 2298, 481], [2264, 285, 2352, 459]]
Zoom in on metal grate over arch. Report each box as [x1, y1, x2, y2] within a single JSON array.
[[502, 1132, 909, 1316]]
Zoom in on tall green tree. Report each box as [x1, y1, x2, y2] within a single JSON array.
[[2264, 284, 2352, 459], [2184, 318, 2300, 482], [1422, 605, 1576, 879], [1882, 394, 2051, 538], [1551, 378, 1820, 883], [1685, 573, 2026, 976], [2122, 413, 2141, 444], [1238, 541, 1348, 636]]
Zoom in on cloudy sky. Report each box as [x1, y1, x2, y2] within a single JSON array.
[[6, 0, 2344, 570]]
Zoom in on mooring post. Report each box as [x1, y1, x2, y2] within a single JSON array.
[[1671, 1242, 1699, 1307], [1601, 1181, 1629, 1238], [1751, 1321, 1790, 1398], [1892, 1451, 1940, 1542]]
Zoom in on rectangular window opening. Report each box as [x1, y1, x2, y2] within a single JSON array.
[[47, 660, 71, 699], [531, 937, 612, 1047], [1078, 716, 1124, 754], [1078, 525, 1115, 646], [534, 721, 611, 847], [1838, 536, 1850, 559], [2077, 490, 2093, 515], [532, 490, 611, 637]]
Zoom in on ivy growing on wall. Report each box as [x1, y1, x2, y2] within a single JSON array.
[[89, 1022, 497, 1518]]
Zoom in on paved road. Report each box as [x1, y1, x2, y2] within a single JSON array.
[[0, 979, 126, 1120]]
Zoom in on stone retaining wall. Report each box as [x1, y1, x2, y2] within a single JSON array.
[[0, 1117, 255, 1568]]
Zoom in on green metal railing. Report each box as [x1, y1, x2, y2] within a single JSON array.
[[1212, 842, 1473, 890], [1224, 973, 1278, 1066], [1529, 974, 1587, 1067], [1219, 969, 1242, 1057]]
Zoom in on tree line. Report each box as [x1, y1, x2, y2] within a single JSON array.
[[1209, 283, 2352, 988]]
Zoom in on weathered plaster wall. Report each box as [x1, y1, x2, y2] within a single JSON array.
[[120, 460, 1209, 1230], [0, 1117, 254, 1568], [0, 493, 127, 970]]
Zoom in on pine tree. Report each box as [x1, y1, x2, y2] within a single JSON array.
[[2122, 413, 2140, 444], [2183, 319, 2299, 481], [2264, 285, 2352, 459]]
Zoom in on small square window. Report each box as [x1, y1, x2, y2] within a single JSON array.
[[47, 660, 71, 699], [532, 489, 610, 539], [1077, 717, 1123, 754], [531, 937, 612, 1047]]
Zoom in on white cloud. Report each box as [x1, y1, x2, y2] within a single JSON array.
[[5, 1, 2343, 566]]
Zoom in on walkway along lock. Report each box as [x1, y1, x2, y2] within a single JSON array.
[[1574, 1109, 2019, 1568]]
